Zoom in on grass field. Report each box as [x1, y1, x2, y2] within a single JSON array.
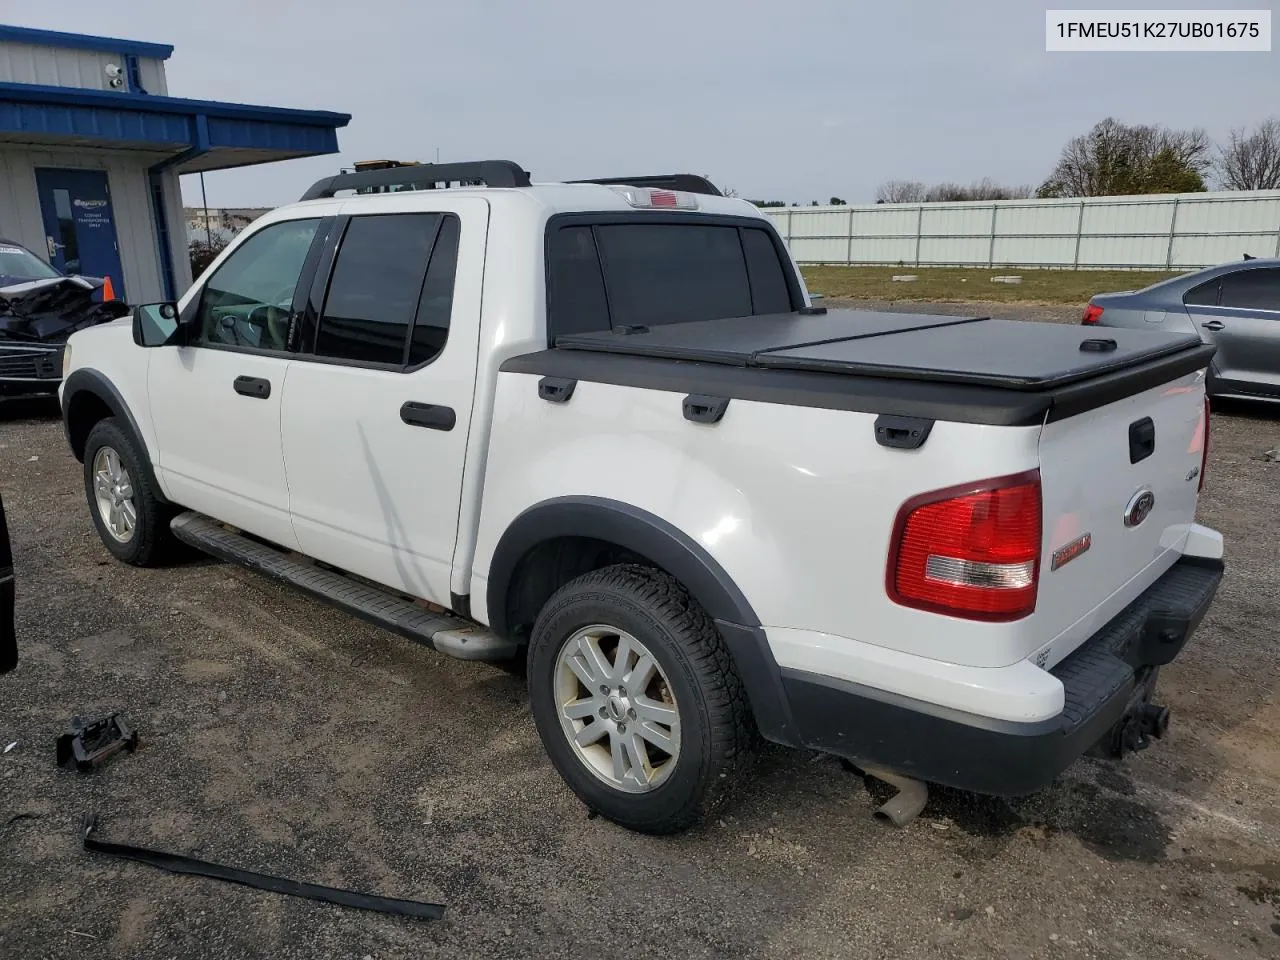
[[800, 265, 1183, 306]]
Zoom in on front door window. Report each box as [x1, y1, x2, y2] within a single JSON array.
[[193, 218, 322, 352]]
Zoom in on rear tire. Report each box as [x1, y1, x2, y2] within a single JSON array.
[[527, 564, 753, 834], [83, 418, 175, 567]]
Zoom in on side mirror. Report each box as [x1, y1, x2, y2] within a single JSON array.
[[132, 302, 180, 347]]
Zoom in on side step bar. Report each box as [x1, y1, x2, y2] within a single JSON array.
[[170, 512, 518, 662]]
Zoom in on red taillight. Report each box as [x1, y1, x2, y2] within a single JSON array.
[[1081, 303, 1104, 325], [887, 471, 1042, 621]]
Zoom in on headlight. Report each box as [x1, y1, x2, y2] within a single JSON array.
[[61, 343, 72, 378]]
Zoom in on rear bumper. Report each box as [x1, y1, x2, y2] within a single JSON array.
[[773, 555, 1223, 795]]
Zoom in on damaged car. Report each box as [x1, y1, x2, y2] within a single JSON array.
[[0, 239, 128, 397]]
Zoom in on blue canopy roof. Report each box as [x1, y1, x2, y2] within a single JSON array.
[[0, 82, 351, 172]]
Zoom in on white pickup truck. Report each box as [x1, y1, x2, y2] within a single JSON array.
[[59, 162, 1224, 834]]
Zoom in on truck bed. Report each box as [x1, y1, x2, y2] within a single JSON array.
[[553, 310, 1205, 391], [510, 310, 1215, 427]]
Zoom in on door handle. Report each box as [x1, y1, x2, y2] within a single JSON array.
[[233, 376, 271, 399], [400, 402, 456, 431], [1201, 320, 1225, 331]]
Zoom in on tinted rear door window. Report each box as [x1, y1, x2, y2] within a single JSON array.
[[1219, 268, 1280, 312], [408, 215, 460, 367], [316, 213, 441, 366], [595, 224, 752, 328]]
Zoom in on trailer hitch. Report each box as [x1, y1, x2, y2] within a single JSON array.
[[1110, 702, 1171, 758]]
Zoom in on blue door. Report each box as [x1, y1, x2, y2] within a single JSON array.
[[35, 168, 126, 298]]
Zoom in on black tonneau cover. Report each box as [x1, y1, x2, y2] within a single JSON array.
[[554, 310, 1203, 392]]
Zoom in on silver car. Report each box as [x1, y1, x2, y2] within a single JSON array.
[[1083, 257, 1280, 403]]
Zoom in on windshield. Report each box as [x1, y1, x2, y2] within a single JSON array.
[[0, 244, 62, 284]]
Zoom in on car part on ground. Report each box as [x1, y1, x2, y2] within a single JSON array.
[[81, 813, 446, 920], [55, 713, 138, 771], [0, 489, 14, 675]]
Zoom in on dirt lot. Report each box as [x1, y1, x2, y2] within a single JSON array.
[[2, 303, 1279, 959]]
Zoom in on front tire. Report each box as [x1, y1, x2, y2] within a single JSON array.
[[527, 564, 753, 834], [83, 418, 174, 566]]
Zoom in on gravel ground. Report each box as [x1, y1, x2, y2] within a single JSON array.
[[2, 303, 1278, 959]]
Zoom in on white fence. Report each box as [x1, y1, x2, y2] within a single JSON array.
[[761, 190, 1280, 270]]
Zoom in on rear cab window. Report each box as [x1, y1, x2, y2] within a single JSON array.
[[545, 215, 799, 341]]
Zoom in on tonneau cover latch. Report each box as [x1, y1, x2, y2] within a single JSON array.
[[874, 415, 933, 450]]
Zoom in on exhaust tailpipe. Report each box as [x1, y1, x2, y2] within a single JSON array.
[[862, 765, 929, 827]]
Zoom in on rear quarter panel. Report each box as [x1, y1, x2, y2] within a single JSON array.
[[1093, 291, 1198, 334], [471, 372, 1046, 668]]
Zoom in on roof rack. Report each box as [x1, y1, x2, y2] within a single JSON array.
[[566, 174, 723, 197], [300, 160, 532, 201], [300, 163, 724, 202]]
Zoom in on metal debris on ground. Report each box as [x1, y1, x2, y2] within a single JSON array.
[[80, 813, 446, 920], [0, 488, 15, 676], [55, 713, 138, 772]]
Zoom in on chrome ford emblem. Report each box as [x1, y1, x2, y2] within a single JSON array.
[[1124, 489, 1156, 528]]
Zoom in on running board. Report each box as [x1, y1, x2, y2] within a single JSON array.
[[169, 512, 518, 662]]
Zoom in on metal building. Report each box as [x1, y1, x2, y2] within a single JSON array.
[[0, 25, 350, 302]]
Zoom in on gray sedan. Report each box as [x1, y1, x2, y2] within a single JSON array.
[[1083, 257, 1280, 403]]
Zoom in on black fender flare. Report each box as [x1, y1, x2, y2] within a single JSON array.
[[486, 496, 799, 745], [61, 368, 170, 506]]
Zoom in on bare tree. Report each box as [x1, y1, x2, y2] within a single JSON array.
[[923, 178, 1034, 202], [875, 179, 927, 204], [1215, 118, 1280, 190], [1038, 118, 1212, 197], [876, 178, 1031, 204]]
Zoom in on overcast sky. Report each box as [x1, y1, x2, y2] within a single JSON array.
[[20, 1, 1280, 207]]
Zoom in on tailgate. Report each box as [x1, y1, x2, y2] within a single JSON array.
[[1033, 368, 1209, 667]]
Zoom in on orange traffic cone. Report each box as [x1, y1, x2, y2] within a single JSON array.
[[101, 276, 116, 302]]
